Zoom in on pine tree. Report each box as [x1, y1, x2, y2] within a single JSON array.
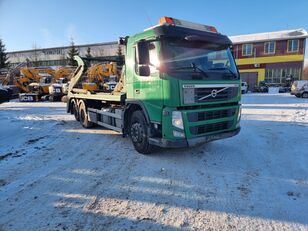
[[117, 45, 122, 57], [117, 45, 124, 66], [0, 39, 9, 68], [67, 38, 79, 66], [86, 47, 92, 58], [85, 47, 92, 67]]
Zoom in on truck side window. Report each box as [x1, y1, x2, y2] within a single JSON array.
[[134, 42, 159, 76], [149, 42, 159, 74]]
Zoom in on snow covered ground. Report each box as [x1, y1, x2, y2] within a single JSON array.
[[0, 93, 307, 231]]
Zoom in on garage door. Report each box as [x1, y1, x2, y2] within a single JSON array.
[[240, 72, 258, 91]]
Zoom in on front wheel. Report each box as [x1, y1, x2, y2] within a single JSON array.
[[130, 111, 153, 154]]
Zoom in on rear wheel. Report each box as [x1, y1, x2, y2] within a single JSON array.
[[79, 100, 93, 128], [130, 110, 153, 154], [71, 100, 80, 121], [302, 92, 308, 98]]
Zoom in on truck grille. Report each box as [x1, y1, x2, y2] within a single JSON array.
[[183, 85, 239, 104], [187, 108, 236, 122], [195, 87, 238, 102], [189, 121, 232, 135]]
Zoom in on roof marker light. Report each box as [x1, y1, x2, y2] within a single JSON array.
[[159, 16, 174, 25], [159, 16, 218, 33]]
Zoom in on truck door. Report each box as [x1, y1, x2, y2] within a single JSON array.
[[133, 41, 163, 123]]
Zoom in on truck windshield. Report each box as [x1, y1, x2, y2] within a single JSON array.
[[161, 38, 239, 80]]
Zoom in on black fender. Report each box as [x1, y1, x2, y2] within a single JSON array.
[[123, 100, 151, 135]]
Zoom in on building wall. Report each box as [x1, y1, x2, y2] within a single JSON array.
[[7, 42, 124, 67], [233, 38, 306, 87], [233, 39, 305, 59]]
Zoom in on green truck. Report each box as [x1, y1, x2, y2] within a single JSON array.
[[67, 16, 241, 154]]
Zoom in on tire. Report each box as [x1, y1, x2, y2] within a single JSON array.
[[79, 100, 93, 128], [72, 100, 80, 121], [61, 95, 68, 103], [295, 94, 301, 98], [49, 95, 54, 102], [130, 110, 153, 154], [302, 92, 308, 98]]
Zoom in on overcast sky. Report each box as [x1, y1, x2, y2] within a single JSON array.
[[0, 0, 307, 64]]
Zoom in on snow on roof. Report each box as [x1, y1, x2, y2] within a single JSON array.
[[229, 28, 308, 44]]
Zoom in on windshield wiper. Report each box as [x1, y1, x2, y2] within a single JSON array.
[[207, 67, 238, 79], [169, 63, 208, 78]]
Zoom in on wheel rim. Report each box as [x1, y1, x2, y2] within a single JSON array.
[[131, 122, 143, 143], [303, 93, 308, 98]]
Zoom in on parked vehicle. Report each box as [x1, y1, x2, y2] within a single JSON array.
[[254, 81, 268, 93], [291, 80, 308, 98], [48, 66, 75, 101], [0, 84, 10, 103], [241, 81, 248, 94], [67, 17, 241, 154]]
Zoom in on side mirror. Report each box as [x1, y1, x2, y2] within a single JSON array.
[[136, 41, 149, 65], [138, 65, 150, 76]]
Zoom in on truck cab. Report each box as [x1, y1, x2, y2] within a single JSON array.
[[123, 17, 241, 149], [67, 17, 241, 154]]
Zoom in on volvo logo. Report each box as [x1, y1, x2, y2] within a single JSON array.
[[211, 89, 218, 98], [198, 86, 230, 101]]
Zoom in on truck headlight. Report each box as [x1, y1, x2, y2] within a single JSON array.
[[172, 111, 184, 129]]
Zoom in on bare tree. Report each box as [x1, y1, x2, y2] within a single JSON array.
[[32, 42, 39, 67]]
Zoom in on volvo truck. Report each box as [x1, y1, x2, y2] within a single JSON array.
[[67, 16, 241, 154]]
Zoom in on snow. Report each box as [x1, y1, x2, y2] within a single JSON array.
[[0, 93, 307, 230]]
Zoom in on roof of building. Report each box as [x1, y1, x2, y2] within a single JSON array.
[[7, 41, 118, 54], [229, 28, 308, 44]]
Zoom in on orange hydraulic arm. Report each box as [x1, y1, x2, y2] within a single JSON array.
[[86, 62, 118, 83], [54, 67, 75, 82], [15, 67, 55, 93]]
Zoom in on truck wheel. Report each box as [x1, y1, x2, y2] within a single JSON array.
[[79, 101, 93, 128], [130, 110, 153, 154], [302, 92, 308, 98], [72, 100, 80, 121]]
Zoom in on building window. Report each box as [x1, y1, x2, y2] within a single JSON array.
[[242, 44, 253, 56], [264, 41, 275, 54], [287, 40, 299, 52], [265, 69, 273, 83]]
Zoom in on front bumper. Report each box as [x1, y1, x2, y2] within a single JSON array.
[[149, 127, 240, 148]]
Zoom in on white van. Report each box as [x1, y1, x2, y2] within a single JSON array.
[[291, 80, 308, 98]]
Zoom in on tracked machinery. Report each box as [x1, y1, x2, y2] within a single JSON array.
[[0, 62, 28, 98], [17, 67, 55, 102], [48, 66, 75, 101], [81, 62, 119, 92]]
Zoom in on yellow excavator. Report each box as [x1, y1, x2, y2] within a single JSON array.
[[17, 67, 55, 102], [48, 66, 75, 101], [82, 62, 119, 92]]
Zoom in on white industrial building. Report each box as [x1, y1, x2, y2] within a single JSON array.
[[7, 41, 123, 67]]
